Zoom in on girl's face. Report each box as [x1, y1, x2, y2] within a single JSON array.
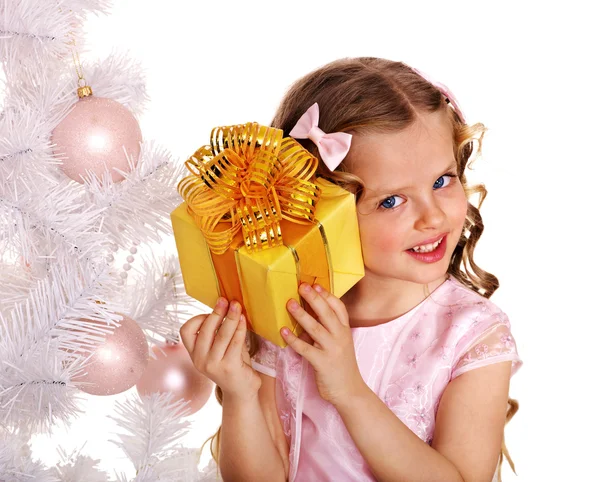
[[347, 111, 468, 287]]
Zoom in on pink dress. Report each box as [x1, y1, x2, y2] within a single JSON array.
[[251, 276, 522, 482]]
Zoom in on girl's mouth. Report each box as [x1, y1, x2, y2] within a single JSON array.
[[406, 235, 447, 263]]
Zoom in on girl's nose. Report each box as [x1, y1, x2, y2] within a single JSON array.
[[413, 196, 445, 231]]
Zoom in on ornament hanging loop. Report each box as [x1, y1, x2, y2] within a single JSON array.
[[68, 37, 93, 98]]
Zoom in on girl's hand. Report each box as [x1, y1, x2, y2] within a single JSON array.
[[180, 298, 261, 401], [281, 283, 365, 406]]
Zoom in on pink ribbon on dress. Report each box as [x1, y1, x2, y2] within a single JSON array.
[[289, 103, 352, 172]]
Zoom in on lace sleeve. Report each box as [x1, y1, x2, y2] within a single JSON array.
[[452, 321, 522, 381], [251, 336, 280, 377]]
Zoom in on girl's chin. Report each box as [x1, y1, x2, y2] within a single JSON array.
[[364, 265, 451, 287], [403, 272, 449, 287]]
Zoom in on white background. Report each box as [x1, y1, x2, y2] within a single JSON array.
[[22, 0, 599, 480]]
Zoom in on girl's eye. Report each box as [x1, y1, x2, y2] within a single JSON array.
[[433, 174, 455, 190], [379, 195, 404, 210]]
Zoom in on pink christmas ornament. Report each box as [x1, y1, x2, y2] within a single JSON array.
[[136, 341, 214, 415], [73, 314, 149, 396], [51, 96, 142, 183]]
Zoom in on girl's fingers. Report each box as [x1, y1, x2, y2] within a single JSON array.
[[286, 297, 330, 346], [208, 301, 242, 361], [195, 297, 230, 356], [281, 326, 319, 364], [298, 330, 314, 345], [223, 314, 248, 362], [179, 313, 209, 354], [298, 284, 340, 334], [313, 284, 350, 327]]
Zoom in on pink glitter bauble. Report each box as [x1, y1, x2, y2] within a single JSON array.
[[136, 342, 214, 415], [73, 315, 149, 396], [51, 96, 142, 183]]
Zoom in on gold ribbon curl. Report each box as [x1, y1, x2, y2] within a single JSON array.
[[178, 123, 321, 255]]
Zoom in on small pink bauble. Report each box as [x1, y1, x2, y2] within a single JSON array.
[[51, 96, 142, 183], [73, 315, 149, 396], [136, 342, 214, 415]]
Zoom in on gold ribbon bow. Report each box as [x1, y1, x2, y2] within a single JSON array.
[[178, 123, 321, 255]]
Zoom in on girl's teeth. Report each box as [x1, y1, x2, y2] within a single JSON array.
[[411, 238, 442, 253]]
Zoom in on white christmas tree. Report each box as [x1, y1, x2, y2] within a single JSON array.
[[0, 1, 217, 480]]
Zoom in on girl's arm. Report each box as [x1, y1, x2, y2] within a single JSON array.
[[220, 373, 289, 482], [281, 284, 519, 481], [332, 361, 512, 482], [179, 303, 288, 482]]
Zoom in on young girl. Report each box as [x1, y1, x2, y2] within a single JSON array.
[[180, 57, 522, 482]]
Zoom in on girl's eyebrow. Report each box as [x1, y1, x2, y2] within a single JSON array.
[[362, 161, 458, 198]]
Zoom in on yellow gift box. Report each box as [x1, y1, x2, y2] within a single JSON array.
[[171, 123, 364, 347]]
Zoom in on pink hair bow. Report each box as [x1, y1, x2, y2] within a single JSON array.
[[411, 67, 466, 123], [289, 103, 352, 172]]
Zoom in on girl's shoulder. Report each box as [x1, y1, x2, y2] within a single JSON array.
[[440, 276, 510, 328], [441, 277, 521, 379]]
